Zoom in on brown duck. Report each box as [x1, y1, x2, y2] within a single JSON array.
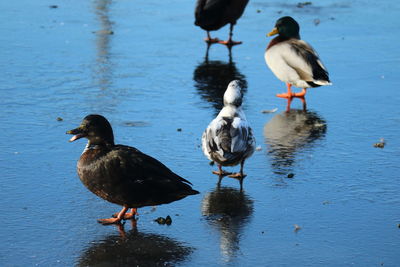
[[67, 114, 199, 225]]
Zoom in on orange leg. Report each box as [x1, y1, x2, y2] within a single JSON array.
[[205, 31, 219, 44], [295, 88, 307, 98], [112, 208, 138, 219], [218, 24, 242, 47], [277, 84, 307, 99], [98, 206, 129, 225]]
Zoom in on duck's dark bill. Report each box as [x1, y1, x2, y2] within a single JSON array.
[[66, 128, 86, 142]]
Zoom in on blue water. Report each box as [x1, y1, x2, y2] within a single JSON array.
[[1, 0, 399, 266]]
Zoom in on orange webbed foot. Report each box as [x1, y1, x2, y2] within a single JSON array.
[[212, 170, 232, 177], [228, 173, 247, 179], [97, 217, 123, 225], [112, 208, 138, 219], [293, 88, 306, 97], [277, 92, 292, 99], [218, 40, 242, 46], [205, 37, 220, 44], [277, 88, 307, 99]]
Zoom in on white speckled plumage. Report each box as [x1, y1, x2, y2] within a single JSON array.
[[202, 80, 255, 179]]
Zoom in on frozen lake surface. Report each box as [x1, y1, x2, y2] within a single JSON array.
[[1, 0, 400, 266]]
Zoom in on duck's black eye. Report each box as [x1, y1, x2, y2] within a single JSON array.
[[82, 119, 94, 128]]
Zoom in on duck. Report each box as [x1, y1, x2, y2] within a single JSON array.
[[202, 80, 255, 188], [67, 114, 199, 225], [265, 16, 331, 109], [194, 0, 249, 46]]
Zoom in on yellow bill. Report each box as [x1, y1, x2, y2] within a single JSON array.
[[267, 27, 279, 37]]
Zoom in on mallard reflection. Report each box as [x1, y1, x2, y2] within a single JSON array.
[[78, 227, 194, 266], [264, 109, 327, 175], [201, 186, 253, 263], [193, 49, 247, 115]]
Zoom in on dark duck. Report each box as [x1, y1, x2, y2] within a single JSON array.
[[265, 16, 331, 110], [67, 114, 199, 225], [195, 0, 249, 46]]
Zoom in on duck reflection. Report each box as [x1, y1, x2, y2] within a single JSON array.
[[264, 109, 327, 175], [201, 186, 253, 263], [78, 226, 194, 266], [193, 47, 247, 115], [93, 0, 114, 91]]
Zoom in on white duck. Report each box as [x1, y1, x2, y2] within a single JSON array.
[[202, 80, 255, 187]]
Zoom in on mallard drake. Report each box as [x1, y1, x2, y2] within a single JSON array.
[[202, 80, 255, 188], [67, 114, 199, 225], [265, 16, 331, 107], [194, 0, 249, 46]]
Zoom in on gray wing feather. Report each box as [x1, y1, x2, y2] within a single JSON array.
[[231, 117, 255, 154], [288, 40, 330, 83]]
